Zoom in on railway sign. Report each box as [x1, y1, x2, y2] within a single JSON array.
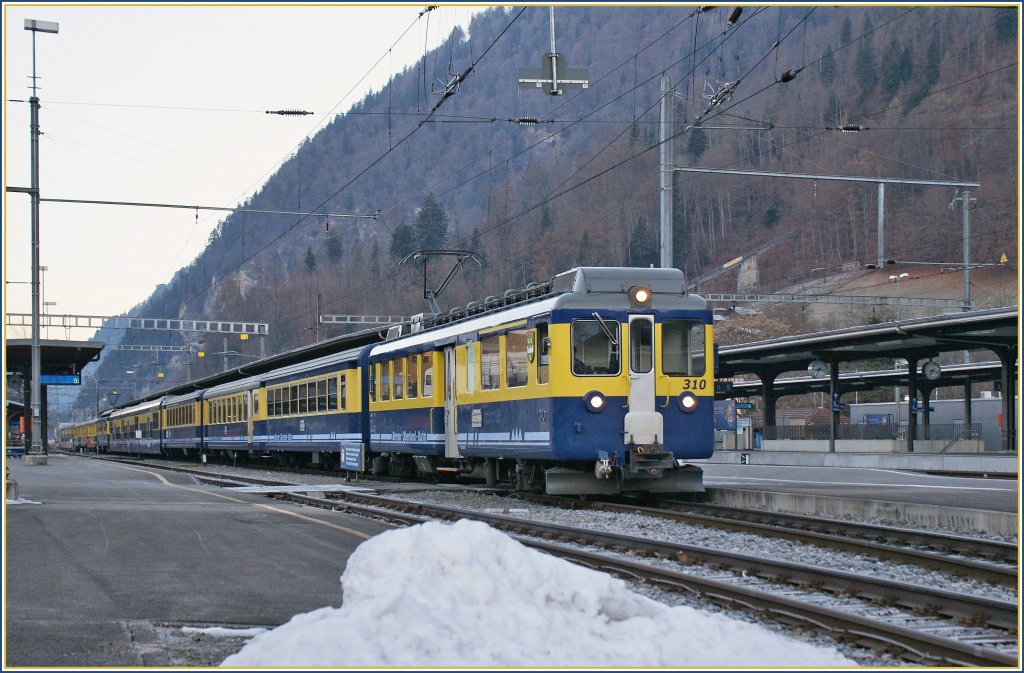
[[518, 53, 589, 95], [40, 374, 80, 385]]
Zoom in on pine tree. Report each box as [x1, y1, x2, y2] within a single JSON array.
[[854, 17, 878, 99], [627, 215, 658, 268], [995, 7, 1017, 43], [325, 235, 342, 264], [839, 16, 852, 46], [818, 48, 836, 86], [389, 220, 416, 259], [540, 204, 554, 231], [414, 194, 449, 250], [577, 230, 594, 267], [881, 38, 903, 97], [304, 247, 316, 273], [686, 127, 709, 161]]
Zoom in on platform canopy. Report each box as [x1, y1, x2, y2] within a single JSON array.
[[717, 307, 1017, 378], [5, 339, 104, 376]]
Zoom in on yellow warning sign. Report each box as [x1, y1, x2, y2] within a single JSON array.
[[999, 253, 1008, 264]]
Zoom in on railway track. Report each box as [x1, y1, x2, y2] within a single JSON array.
[[658, 499, 1018, 563], [87, 456, 1018, 666], [521, 496, 1019, 587], [265, 486, 1020, 666]]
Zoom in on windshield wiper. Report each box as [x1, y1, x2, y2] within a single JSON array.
[[592, 312, 619, 346]]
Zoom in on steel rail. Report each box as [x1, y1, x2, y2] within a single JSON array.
[[573, 499, 1019, 586]]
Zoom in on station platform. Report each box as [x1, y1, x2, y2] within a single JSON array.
[[4, 453, 394, 667], [692, 455, 1019, 537], [701, 447, 1019, 476]]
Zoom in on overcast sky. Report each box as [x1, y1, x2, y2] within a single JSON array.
[[3, 2, 484, 338]]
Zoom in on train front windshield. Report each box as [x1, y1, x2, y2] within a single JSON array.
[[571, 320, 620, 376]]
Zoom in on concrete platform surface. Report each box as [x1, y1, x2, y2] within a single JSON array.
[[696, 462, 1019, 536], [4, 453, 394, 667]]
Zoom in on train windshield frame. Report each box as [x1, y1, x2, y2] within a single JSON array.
[[571, 319, 621, 376]]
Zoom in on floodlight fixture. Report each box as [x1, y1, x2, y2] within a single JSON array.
[[24, 19, 59, 34]]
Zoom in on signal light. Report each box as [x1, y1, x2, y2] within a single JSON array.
[[628, 286, 652, 308]]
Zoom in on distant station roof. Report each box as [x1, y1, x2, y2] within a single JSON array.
[[717, 307, 1018, 379], [729, 361, 1004, 397], [5, 339, 104, 375]]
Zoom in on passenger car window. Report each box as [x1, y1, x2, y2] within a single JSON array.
[[481, 336, 500, 390], [407, 356, 419, 398], [506, 331, 529, 387], [393, 358, 405, 400]]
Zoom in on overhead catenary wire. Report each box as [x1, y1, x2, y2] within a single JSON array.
[[152, 6, 1000, 332], [312, 6, 918, 312], [312, 8, 811, 312], [37, 197, 380, 220], [174, 7, 527, 313], [312, 6, 982, 319]]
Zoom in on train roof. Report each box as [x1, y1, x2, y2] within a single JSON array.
[[550, 266, 689, 294], [163, 390, 204, 406], [204, 374, 262, 398], [257, 346, 363, 383], [371, 266, 707, 357], [108, 397, 163, 418]]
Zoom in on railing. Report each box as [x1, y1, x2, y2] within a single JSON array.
[[763, 423, 980, 442]]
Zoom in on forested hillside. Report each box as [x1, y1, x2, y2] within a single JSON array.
[[74, 4, 1018, 411]]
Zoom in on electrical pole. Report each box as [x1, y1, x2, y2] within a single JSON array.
[[951, 189, 975, 312], [659, 75, 673, 269]]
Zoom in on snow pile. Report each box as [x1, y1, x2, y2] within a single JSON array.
[[222, 519, 855, 667]]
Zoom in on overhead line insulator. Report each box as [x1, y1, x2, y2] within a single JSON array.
[[266, 109, 313, 116]]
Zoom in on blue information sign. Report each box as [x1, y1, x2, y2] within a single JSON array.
[[40, 374, 81, 385]]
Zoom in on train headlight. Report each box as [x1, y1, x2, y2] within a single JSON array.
[[583, 390, 607, 413], [678, 392, 698, 413], [628, 285, 652, 308]]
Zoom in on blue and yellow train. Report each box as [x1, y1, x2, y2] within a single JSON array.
[[61, 267, 715, 495]]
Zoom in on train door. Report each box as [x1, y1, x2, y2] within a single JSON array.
[[246, 390, 255, 449], [444, 346, 459, 458], [625, 315, 663, 445]]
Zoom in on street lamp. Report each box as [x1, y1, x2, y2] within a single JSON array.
[[21, 18, 59, 457], [126, 367, 139, 401], [889, 272, 909, 321], [44, 300, 56, 338]]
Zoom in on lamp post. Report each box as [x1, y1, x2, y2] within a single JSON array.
[[44, 300, 56, 338], [889, 272, 909, 321], [126, 367, 139, 401], [893, 358, 907, 436], [22, 19, 59, 458]]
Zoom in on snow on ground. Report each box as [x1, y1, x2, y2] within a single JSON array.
[[222, 519, 856, 668], [5, 498, 42, 505]]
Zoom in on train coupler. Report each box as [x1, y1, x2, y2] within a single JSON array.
[[625, 443, 675, 475]]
